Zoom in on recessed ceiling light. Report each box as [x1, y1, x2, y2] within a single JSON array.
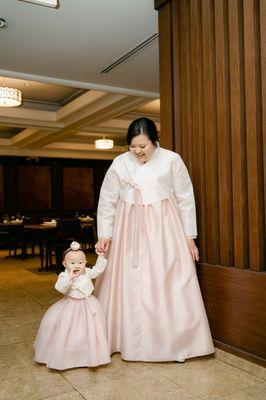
[[0, 18, 8, 29], [19, 0, 58, 8]]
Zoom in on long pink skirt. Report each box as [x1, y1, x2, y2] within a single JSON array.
[[94, 197, 214, 361], [34, 295, 111, 370]]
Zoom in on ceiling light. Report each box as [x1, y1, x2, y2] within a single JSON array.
[[19, 0, 58, 8], [95, 138, 114, 150], [0, 87, 22, 107]]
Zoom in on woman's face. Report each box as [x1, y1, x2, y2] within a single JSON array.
[[63, 250, 86, 277], [129, 133, 156, 163]]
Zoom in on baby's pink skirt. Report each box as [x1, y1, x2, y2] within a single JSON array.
[[34, 295, 110, 370]]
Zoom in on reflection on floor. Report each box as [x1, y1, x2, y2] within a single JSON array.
[[0, 250, 265, 400]]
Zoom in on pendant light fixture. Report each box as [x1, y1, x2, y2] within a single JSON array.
[[95, 136, 114, 150], [0, 86, 22, 107], [95, 139, 114, 149]]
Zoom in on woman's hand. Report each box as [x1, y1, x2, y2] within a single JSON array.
[[95, 237, 111, 255], [187, 239, 199, 262]]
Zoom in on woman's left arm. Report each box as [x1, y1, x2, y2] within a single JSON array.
[[171, 155, 199, 261]]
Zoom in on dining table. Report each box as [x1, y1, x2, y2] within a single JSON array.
[[1, 218, 96, 271], [23, 223, 58, 270]]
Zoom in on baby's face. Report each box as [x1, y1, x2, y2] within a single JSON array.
[[63, 250, 86, 276]]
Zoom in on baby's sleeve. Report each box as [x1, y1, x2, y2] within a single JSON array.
[[55, 271, 72, 294], [87, 256, 107, 279]]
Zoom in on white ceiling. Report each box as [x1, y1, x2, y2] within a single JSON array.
[[0, 0, 160, 160], [0, 0, 159, 96]]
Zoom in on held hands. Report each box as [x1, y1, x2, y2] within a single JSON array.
[[187, 239, 199, 262], [95, 237, 111, 257]]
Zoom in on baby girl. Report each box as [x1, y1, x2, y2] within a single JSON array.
[[34, 241, 110, 370]]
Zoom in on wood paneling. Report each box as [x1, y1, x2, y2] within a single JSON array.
[[158, 1, 174, 149], [17, 165, 52, 212], [155, 0, 266, 271], [155, 0, 266, 360], [63, 167, 94, 211], [0, 157, 110, 218], [243, 0, 265, 270], [198, 264, 266, 359], [228, 0, 249, 268]]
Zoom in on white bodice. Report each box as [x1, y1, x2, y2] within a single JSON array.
[[97, 146, 197, 239]]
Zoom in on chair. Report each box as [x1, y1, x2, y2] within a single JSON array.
[[0, 230, 14, 255], [46, 218, 81, 273], [7, 223, 25, 258], [79, 224, 96, 253], [22, 216, 43, 257]]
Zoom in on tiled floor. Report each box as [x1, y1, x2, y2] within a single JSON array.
[[0, 250, 265, 400]]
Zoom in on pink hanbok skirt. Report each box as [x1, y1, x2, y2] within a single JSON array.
[[34, 295, 110, 370], [94, 197, 214, 361]]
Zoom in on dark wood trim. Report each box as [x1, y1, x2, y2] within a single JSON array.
[[154, 0, 169, 10], [214, 340, 266, 368]]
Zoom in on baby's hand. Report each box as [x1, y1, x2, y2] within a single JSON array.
[[68, 269, 75, 280], [68, 269, 82, 280]]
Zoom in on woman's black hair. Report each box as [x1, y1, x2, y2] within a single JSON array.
[[126, 117, 158, 145]]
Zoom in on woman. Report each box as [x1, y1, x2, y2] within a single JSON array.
[[95, 117, 214, 362]]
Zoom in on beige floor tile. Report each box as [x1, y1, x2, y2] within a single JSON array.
[[38, 391, 85, 400], [1, 305, 48, 327], [61, 357, 136, 388], [0, 319, 8, 328], [0, 342, 35, 368], [155, 357, 263, 400], [0, 295, 40, 310], [0, 324, 24, 345], [5, 320, 40, 342], [61, 353, 167, 389], [1, 250, 264, 400], [78, 371, 201, 400], [217, 382, 266, 400], [0, 364, 73, 400], [214, 348, 266, 380]]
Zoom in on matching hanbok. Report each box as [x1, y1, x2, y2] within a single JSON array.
[[34, 256, 111, 370], [94, 145, 214, 361]]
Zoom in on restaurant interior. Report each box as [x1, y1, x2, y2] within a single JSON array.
[[0, 1, 265, 400]]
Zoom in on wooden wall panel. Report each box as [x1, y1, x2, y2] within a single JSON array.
[[228, 0, 249, 268], [200, 0, 220, 264], [261, 0, 266, 262], [243, 0, 265, 270], [214, 0, 233, 266], [158, 1, 175, 149], [17, 165, 52, 212], [198, 264, 266, 360], [63, 167, 94, 211], [190, 0, 207, 260], [155, 0, 266, 360]]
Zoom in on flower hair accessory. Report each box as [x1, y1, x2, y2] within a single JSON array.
[[70, 241, 80, 251], [64, 241, 85, 257]]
